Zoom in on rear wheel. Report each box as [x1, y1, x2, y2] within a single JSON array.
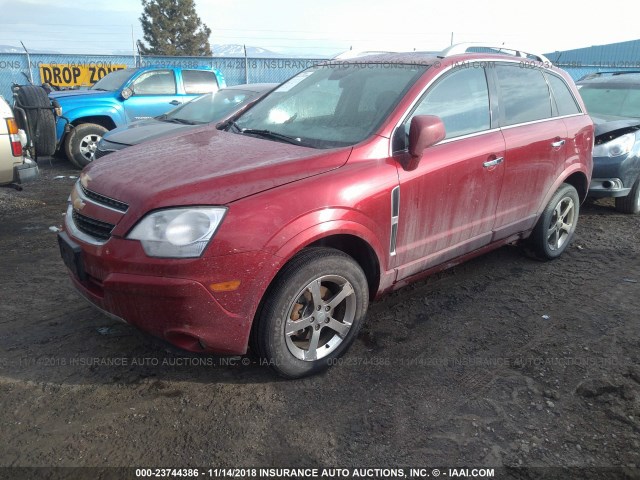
[[615, 177, 640, 214], [64, 123, 107, 168], [528, 183, 580, 260], [251, 247, 369, 378]]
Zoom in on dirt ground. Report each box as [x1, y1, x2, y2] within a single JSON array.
[[0, 157, 639, 478]]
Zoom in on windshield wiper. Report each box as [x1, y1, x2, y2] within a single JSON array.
[[239, 128, 304, 146], [221, 119, 242, 131], [164, 118, 198, 125]]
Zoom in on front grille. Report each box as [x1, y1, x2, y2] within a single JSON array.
[[94, 148, 113, 160], [72, 210, 115, 241], [80, 183, 128, 212]]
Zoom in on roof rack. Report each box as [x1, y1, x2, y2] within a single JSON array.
[[440, 43, 550, 64]]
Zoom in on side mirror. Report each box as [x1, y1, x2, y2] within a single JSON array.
[[402, 115, 446, 171], [121, 87, 133, 100]]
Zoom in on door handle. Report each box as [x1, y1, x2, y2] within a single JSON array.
[[483, 157, 504, 168], [169, 100, 182, 105], [551, 139, 565, 148]]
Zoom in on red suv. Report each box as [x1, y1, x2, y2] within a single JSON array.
[[59, 45, 593, 378]]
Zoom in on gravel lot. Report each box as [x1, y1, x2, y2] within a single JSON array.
[[1, 157, 639, 479]]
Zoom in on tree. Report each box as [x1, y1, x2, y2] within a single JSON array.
[[137, 0, 212, 56]]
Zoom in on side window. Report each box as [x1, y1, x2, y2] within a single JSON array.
[[495, 65, 551, 125], [183, 70, 219, 94], [406, 67, 491, 140], [546, 73, 581, 116], [132, 70, 176, 95]]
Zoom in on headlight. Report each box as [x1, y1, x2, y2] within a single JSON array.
[[127, 207, 226, 258], [593, 132, 636, 157]]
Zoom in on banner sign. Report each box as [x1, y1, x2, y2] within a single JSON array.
[[38, 64, 127, 87]]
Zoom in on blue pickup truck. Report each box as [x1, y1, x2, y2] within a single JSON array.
[[49, 66, 226, 167]]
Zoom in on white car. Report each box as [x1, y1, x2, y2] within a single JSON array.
[[0, 96, 38, 186]]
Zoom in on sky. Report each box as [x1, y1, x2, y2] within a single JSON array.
[[0, 0, 639, 57]]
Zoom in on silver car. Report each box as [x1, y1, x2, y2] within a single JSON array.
[[0, 96, 38, 186]]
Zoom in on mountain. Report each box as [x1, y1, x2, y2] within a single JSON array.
[[211, 44, 327, 59], [0, 44, 61, 54], [211, 44, 286, 57], [0, 43, 326, 58], [0, 45, 23, 53]]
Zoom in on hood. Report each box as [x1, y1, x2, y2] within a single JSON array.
[[49, 89, 116, 101], [591, 114, 640, 137], [103, 119, 197, 147], [84, 127, 352, 213]]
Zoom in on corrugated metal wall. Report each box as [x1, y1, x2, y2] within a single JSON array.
[[545, 39, 640, 80]]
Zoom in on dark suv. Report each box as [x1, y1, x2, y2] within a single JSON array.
[[577, 72, 640, 213], [59, 44, 593, 378]]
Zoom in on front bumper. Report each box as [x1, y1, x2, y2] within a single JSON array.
[[588, 152, 640, 198], [59, 230, 279, 356], [588, 178, 630, 198]]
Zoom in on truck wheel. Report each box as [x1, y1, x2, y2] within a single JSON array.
[[13, 85, 56, 157], [250, 247, 369, 379], [528, 183, 580, 260], [614, 177, 640, 214], [64, 123, 107, 168]]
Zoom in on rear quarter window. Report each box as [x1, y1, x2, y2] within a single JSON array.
[[546, 73, 581, 116], [496, 65, 552, 125]]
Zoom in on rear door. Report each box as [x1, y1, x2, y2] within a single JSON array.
[[491, 63, 567, 240], [393, 66, 506, 280]]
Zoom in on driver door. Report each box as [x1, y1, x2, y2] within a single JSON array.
[[123, 70, 184, 122], [393, 66, 506, 280]]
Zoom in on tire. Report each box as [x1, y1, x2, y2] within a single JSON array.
[[250, 247, 369, 379], [13, 85, 56, 157], [64, 123, 107, 168], [614, 177, 640, 214], [528, 183, 580, 260]]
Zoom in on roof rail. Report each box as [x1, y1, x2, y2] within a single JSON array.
[[440, 43, 550, 64], [332, 50, 397, 60]]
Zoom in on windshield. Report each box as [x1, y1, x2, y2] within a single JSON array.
[[91, 68, 137, 91], [233, 63, 427, 148], [580, 85, 640, 118], [164, 88, 261, 124]]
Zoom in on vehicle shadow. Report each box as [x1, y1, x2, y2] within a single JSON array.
[[1, 242, 535, 389]]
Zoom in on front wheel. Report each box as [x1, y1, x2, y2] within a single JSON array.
[[615, 177, 640, 214], [251, 248, 369, 378], [64, 123, 108, 168], [528, 183, 580, 260]]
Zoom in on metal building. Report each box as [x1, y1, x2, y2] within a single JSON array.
[[545, 39, 640, 80]]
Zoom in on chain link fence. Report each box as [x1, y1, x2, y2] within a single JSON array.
[[0, 53, 329, 102], [2, 51, 639, 104]]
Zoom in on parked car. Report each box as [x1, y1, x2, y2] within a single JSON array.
[[0, 96, 38, 186], [96, 83, 277, 159], [42, 66, 226, 168], [577, 72, 640, 213], [59, 45, 593, 378]]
